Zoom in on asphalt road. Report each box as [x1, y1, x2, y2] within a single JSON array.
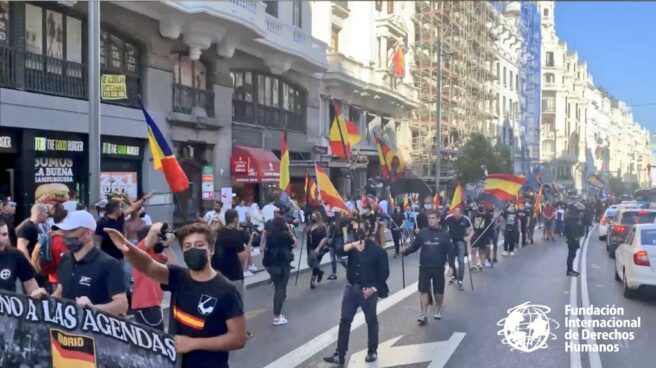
[[227, 225, 656, 368]]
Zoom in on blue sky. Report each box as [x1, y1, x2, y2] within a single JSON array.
[[555, 2, 656, 133]]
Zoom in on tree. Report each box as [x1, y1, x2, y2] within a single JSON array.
[[453, 133, 513, 184], [608, 176, 638, 196]]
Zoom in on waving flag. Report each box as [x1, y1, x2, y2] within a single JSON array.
[[140, 101, 189, 193], [533, 185, 544, 218], [304, 169, 319, 206], [279, 133, 291, 193], [392, 45, 405, 78], [483, 174, 526, 201], [433, 193, 440, 210], [449, 183, 464, 214], [375, 132, 406, 181], [315, 163, 349, 213], [329, 102, 351, 161], [346, 120, 361, 145], [517, 192, 523, 207]]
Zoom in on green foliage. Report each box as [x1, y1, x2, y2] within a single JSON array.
[[453, 133, 513, 184], [608, 176, 639, 196]]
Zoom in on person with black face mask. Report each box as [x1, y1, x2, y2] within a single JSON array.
[[0, 219, 43, 296], [31, 211, 128, 316], [103, 222, 246, 368]]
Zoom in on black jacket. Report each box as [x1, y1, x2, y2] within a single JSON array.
[[564, 214, 583, 246], [404, 227, 451, 268], [338, 238, 390, 297]]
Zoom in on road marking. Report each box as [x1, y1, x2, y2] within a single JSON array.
[[569, 268, 582, 368], [263, 282, 420, 368], [580, 226, 603, 368], [245, 308, 267, 319], [347, 332, 466, 368]]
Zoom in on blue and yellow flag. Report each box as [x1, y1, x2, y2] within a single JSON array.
[[139, 100, 190, 193]]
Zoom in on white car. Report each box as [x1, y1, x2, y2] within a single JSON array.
[[598, 207, 618, 240], [615, 224, 656, 299]]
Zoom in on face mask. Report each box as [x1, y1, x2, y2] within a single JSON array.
[[63, 237, 84, 253], [184, 248, 208, 271]]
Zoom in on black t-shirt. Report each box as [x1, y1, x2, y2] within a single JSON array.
[[263, 232, 294, 267], [517, 210, 528, 227], [168, 265, 244, 368], [0, 213, 16, 247], [17, 220, 39, 256], [404, 227, 451, 268], [57, 247, 125, 305], [471, 212, 493, 236], [444, 215, 472, 240], [504, 210, 519, 231], [0, 247, 36, 292], [212, 228, 247, 281], [307, 225, 327, 252], [391, 213, 405, 232], [95, 214, 125, 259]]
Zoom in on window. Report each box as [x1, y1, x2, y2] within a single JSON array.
[[546, 52, 554, 67], [375, 0, 383, 11], [329, 27, 339, 53], [264, 1, 278, 17], [503, 66, 507, 86], [171, 54, 213, 116], [516, 74, 519, 90], [545, 73, 555, 84], [496, 62, 500, 78], [509, 71, 513, 90], [543, 8, 549, 17], [172, 54, 207, 89], [387, 0, 394, 14], [292, 0, 302, 28], [503, 96, 506, 116], [542, 114, 555, 131], [0, 1, 9, 44], [542, 95, 555, 112]]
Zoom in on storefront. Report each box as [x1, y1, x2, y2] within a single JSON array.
[[230, 145, 280, 204], [100, 137, 144, 202], [18, 130, 88, 217], [0, 129, 20, 213]]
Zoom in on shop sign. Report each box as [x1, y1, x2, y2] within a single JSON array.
[[102, 142, 140, 157], [101, 74, 127, 100], [313, 145, 328, 154], [0, 132, 16, 153], [101, 172, 138, 202], [289, 160, 329, 168], [35, 137, 84, 152], [202, 166, 215, 200], [35, 158, 74, 183]]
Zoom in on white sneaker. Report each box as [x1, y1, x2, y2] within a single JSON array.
[[251, 247, 261, 256], [243, 270, 255, 277], [502, 251, 509, 256], [433, 311, 442, 320], [485, 260, 492, 268], [510, 252, 515, 256], [273, 316, 288, 326], [248, 264, 259, 272]]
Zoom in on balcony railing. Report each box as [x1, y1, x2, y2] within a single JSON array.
[[0, 44, 141, 107], [172, 83, 215, 117], [232, 99, 305, 132]]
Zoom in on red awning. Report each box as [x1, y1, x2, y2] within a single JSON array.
[[231, 146, 280, 183]]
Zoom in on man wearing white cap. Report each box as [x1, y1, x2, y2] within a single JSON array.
[[33, 211, 128, 315]]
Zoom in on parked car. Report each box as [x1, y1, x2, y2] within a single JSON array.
[[598, 207, 618, 240], [615, 224, 656, 298], [607, 208, 656, 258]]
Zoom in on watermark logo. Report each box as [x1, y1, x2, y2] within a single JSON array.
[[497, 302, 560, 353]]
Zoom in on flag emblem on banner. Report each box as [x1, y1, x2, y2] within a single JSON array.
[[50, 329, 97, 368]]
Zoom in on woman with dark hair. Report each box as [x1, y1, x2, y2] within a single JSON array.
[[307, 210, 328, 289], [262, 216, 297, 325], [328, 212, 350, 280]]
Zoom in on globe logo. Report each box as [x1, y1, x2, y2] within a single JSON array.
[[497, 302, 559, 353]]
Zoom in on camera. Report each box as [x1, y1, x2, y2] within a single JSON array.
[[240, 222, 262, 245], [154, 222, 175, 254]]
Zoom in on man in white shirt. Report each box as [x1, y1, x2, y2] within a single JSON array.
[[262, 202, 278, 223], [379, 197, 389, 216], [235, 201, 250, 223], [203, 200, 225, 226], [345, 197, 355, 213]]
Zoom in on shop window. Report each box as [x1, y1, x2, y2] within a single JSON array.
[[231, 70, 306, 132], [172, 53, 214, 117]]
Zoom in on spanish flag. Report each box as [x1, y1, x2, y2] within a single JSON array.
[[140, 101, 190, 193], [279, 132, 291, 193], [533, 185, 544, 218], [403, 194, 410, 211], [449, 183, 464, 213], [315, 163, 349, 213], [346, 119, 361, 145], [50, 329, 96, 368], [433, 192, 440, 210], [375, 132, 406, 181], [329, 102, 351, 161], [304, 169, 319, 206], [483, 174, 526, 201], [516, 192, 523, 207], [392, 45, 405, 78]]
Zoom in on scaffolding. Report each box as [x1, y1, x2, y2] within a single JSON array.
[[411, 1, 498, 186]]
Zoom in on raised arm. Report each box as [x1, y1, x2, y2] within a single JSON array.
[[124, 190, 155, 217], [104, 227, 169, 284]]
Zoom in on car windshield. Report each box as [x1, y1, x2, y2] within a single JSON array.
[[620, 212, 656, 225], [640, 229, 656, 246]]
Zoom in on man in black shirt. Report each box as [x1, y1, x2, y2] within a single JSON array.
[[443, 208, 472, 290], [503, 204, 519, 256], [0, 219, 42, 296], [390, 205, 405, 258], [517, 203, 529, 248], [32, 210, 128, 315], [324, 219, 389, 366], [564, 204, 584, 277], [104, 222, 246, 368], [470, 205, 493, 271], [0, 199, 17, 247], [402, 211, 451, 324], [17, 203, 49, 261]]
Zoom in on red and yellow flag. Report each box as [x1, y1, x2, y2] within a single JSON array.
[[304, 169, 320, 206], [329, 102, 351, 161], [50, 329, 97, 368], [279, 133, 290, 193], [533, 185, 544, 218], [449, 183, 464, 214], [516, 192, 523, 207], [315, 163, 349, 213], [140, 100, 190, 193], [392, 46, 405, 78], [375, 133, 406, 181], [403, 194, 410, 211], [346, 120, 361, 145], [483, 174, 526, 201], [433, 193, 440, 210]]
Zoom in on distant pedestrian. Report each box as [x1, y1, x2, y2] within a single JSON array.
[[307, 210, 328, 289], [262, 216, 297, 326]]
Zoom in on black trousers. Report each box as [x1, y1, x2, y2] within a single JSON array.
[[504, 230, 517, 252], [337, 284, 379, 355], [392, 230, 401, 255], [267, 266, 291, 316], [520, 223, 527, 246], [567, 239, 579, 272]]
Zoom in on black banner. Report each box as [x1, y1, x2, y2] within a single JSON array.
[[0, 290, 177, 368]]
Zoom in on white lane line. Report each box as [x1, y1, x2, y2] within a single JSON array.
[[570, 267, 582, 368], [263, 282, 420, 368], [581, 226, 603, 368]]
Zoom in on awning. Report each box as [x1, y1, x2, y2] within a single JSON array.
[[231, 146, 280, 183]]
